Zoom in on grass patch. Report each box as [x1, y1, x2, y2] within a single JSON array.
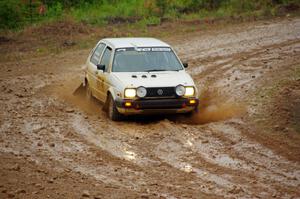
[[0, 0, 299, 30]]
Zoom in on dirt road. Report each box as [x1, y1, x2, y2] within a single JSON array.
[[0, 17, 300, 198]]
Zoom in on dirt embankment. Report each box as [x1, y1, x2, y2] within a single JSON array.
[[0, 17, 300, 198]]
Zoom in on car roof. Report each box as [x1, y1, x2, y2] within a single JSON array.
[[101, 37, 170, 49]]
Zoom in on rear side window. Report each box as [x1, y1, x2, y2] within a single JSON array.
[[90, 43, 105, 65], [99, 47, 112, 72]]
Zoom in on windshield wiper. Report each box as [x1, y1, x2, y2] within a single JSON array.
[[146, 69, 167, 72]]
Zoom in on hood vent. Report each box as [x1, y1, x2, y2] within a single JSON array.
[[131, 74, 156, 78]]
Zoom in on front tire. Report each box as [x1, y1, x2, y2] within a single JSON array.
[[107, 95, 123, 121]]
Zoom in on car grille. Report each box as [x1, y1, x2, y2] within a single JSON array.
[[146, 87, 176, 98], [136, 99, 184, 109]]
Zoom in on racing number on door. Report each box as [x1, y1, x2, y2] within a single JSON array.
[[89, 43, 105, 97], [98, 47, 112, 101]]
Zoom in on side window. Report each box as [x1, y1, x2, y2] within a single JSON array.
[[90, 43, 105, 65], [100, 47, 112, 72]]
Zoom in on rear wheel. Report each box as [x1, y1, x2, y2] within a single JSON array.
[[107, 94, 123, 121]]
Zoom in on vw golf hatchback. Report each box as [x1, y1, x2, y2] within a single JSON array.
[[84, 38, 199, 121]]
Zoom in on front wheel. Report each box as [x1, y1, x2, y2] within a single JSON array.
[[107, 95, 123, 121]]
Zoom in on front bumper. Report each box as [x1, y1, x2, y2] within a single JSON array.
[[115, 98, 199, 115]]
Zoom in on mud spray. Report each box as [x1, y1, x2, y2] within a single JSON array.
[[46, 78, 246, 124], [189, 88, 246, 124], [44, 77, 105, 117]]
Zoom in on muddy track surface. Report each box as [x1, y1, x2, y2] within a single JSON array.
[[0, 18, 300, 198]]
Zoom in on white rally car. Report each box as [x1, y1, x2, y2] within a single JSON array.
[[84, 37, 199, 121]]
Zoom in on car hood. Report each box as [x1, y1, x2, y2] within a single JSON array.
[[111, 71, 195, 88]]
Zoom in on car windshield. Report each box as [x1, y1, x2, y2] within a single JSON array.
[[112, 47, 183, 72]]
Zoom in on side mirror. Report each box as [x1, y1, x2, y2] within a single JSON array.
[[183, 62, 188, 68], [97, 64, 105, 71]]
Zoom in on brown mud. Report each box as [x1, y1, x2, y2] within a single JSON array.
[[191, 88, 246, 124], [0, 17, 300, 198]]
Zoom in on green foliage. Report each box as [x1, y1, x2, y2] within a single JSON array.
[[70, 0, 146, 25], [45, 2, 63, 19], [0, 0, 25, 29], [43, 0, 101, 8], [0, 0, 299, 30], [138, 16, 161, 28], [156, 0, 168, 16]]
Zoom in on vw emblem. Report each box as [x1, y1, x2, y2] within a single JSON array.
[[157, 89, 163, 95]]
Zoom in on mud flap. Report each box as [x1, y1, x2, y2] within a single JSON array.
[[102, 94, 109, 112]]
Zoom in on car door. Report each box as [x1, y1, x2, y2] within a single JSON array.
[[87, 43, 106, 100], [97, 46, 113, 102]]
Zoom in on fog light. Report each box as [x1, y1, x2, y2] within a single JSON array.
[[189, 99, 196, 104], [124, 102, 132, 107], [175, 85, 185, 96], [137, 86, 147, 98]]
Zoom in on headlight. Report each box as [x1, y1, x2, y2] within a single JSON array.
[[184, 86, 195, 96], [175, 85, 185, 96], [124, 88, 136, 98], [136, 86, 147, 98]]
